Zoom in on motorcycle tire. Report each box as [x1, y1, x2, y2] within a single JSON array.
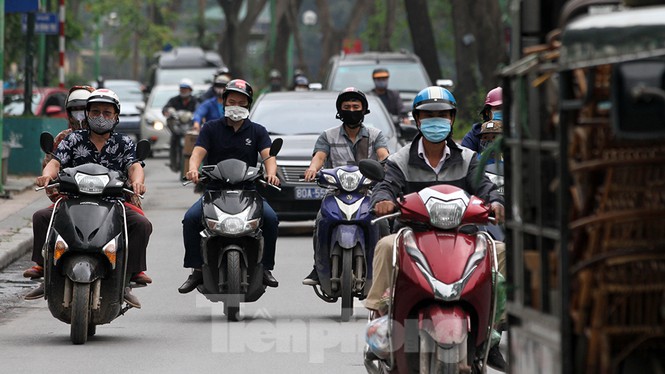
[[341, 249, 354, 322], [70, 282, 91, 345], [224, 250, 242, 321]]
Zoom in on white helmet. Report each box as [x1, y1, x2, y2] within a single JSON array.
[[179, 78, 193, 90], [87, 88, 121, 114], [66, 87, 93, 109]]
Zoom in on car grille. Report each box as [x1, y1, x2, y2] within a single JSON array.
[[280, 165, 308, 182]]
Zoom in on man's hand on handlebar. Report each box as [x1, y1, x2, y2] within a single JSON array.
[[265, 174, 280, 186], [304, 167, 318, 182], [490, 202, 505, 225], [36, 175, 52, 188], [186, 169, 200, 184], [374, 200, 396, 216]]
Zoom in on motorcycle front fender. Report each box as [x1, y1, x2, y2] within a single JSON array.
[[418, 305, 470, 346], [63, 255, 104, 283], [332, 224, 365, 250]]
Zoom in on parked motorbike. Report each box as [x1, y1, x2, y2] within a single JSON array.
[[309, 164, 381, 322], [165, 108, 193, 179], [185, 138, 283, 321], [36, 132, 151, 345], [359, 159, 500, 373]]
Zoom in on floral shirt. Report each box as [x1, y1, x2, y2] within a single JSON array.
[[54, 130, 138, 172]]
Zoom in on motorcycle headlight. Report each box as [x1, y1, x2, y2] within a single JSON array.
[[337, 169, 362, 192], [205, 206, 260, 236], [74, 173, 109, 194], [425, 198, 467, 229]]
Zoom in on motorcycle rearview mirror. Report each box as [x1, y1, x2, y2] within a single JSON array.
[[39, 132, 55, 155], [269, 138, 283, 157], [135, 139, 151, 161], [359, 159, 385, 182]]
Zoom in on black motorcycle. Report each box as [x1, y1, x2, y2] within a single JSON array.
[[37, 132, 150, 344], [186, 139, 283, 321], [165, 108, 193, 179]]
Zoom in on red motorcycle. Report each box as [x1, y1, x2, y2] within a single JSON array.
[[360, 160, 500, 374]]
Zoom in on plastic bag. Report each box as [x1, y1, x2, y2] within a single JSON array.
[[366, 315, 390, 360]]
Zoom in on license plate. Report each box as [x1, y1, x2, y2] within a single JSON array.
[[294, 186, 327, 200]]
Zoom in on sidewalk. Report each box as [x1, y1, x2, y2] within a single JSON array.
[[0, 176, 48, 270]]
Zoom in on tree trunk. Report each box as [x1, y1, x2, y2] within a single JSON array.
[[379, 0, 397, 51], [450, 0, 479, 122], [218, 0, 268, 78], [471, 0, 507, 88], [404, 0, 441, 83]]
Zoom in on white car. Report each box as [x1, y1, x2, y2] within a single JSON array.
[[139, 84, 207, 155]]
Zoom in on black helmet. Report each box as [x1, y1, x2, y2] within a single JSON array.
[[335, 87, 370, 114], [222, 79, 254, 108]]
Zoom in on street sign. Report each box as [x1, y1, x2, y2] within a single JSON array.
[[5, 0, 39, 13], [21, 13, 59, 35]]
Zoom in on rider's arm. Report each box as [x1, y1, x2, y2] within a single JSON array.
[[370, 158, 407, 216], [260, 147, 280, 186], [127, 162, 146, 195], [37, 159, 61, 187], [376, 148, 390, 161], [304, 151, 327, 181], [192, 101, 210, 130]]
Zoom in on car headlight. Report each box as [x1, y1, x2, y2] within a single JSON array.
[[74, 173, 109, 194], [425, 198, 467, 229], [337, 169, 361, 191], [205, 206, 260, 236], [152, 120, 164, 130]]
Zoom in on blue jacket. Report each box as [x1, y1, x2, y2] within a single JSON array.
[[193, 97, 224, 125], [461, 122, 483, 152]]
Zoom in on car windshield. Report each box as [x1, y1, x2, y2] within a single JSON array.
[[330, 63, 430, 93], [250, 95, 394, 138], [3, 93, 41, 115], [156, 68, 217, 85], [104, 82, 144, 103], [149, 89, 178, 109]]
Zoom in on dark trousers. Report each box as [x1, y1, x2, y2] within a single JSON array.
[[182, 197, 279, 270], [32, 205, 152, 274]]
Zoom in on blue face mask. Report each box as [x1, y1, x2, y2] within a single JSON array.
[[419, 117, 451, 143], [491, 111, 503, 121]]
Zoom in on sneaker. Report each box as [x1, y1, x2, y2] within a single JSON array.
[[302, 268, 319, 286], [23, 265, 44, 279], [487, 344, 507, 371], [24, 283, 45, 300], [130, 271, 152, 285]]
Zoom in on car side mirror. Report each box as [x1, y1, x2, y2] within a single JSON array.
[[135, 139, 151, 161], [135, 102, 146, 113], [45, 105, 63, 116], [40, 132, 55, 154], [359, 159, 385, 182]]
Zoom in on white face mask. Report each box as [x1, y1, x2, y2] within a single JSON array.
[[224, 106, 249, 122], [71, 110, 86, 123]]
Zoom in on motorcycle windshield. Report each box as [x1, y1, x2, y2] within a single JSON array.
[[53, 199, 123, 251], [209, 159, 257, 186]]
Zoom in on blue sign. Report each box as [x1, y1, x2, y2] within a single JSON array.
[[21, 13, 60, 35], [5, 0, 39, 13]]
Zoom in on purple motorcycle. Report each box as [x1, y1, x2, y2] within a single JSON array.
[[310, 164, 381, 322]]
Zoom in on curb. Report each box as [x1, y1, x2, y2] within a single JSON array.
[[0, 226, 32, 270]]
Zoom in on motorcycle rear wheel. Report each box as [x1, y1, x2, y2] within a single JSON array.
[[341, 249, 354, 322], [70, 282, 91, 345], [224, 251, 242, 321]]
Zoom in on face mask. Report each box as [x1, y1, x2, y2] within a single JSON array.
[[214, 87, 225, 97], [180, 92, 191, 99], [491, 111, 503, 121], [224, 106, 249, 122], [419, 117, 452, 143], [87, 116, 116, 134], [479, 139, 493, 152], [71, 110, 86, 128], [339, 110, 364, 127], [374, 79, 388, 89]]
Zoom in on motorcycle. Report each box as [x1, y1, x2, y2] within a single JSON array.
[[165, 108, 193, 179], [309, 164, 381, 322], [359, 159, 500, 373], [37, 132, 151, 345], [185, 138, 283, 321]]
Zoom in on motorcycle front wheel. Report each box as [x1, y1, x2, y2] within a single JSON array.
[[341, 249, 354, 322], [70, 282, 91, 345], [224, 250, 242, 321]]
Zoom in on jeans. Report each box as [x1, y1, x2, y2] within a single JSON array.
[[182, 196, 279, 270]]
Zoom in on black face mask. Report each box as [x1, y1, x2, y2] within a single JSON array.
[[339, 110, 364, 128]]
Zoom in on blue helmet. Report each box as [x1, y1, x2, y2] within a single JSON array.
[[412, 86, 456, 114]]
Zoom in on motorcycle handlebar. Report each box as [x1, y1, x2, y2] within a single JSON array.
[[370, 211, 401, 225], [123, 188, 144, 199]]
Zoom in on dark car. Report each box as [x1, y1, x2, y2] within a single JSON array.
[[249, 91, 405, 221], [97, 79, 145, 141], [323, 51, 446, 117], [3, 87, 68, 118]]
